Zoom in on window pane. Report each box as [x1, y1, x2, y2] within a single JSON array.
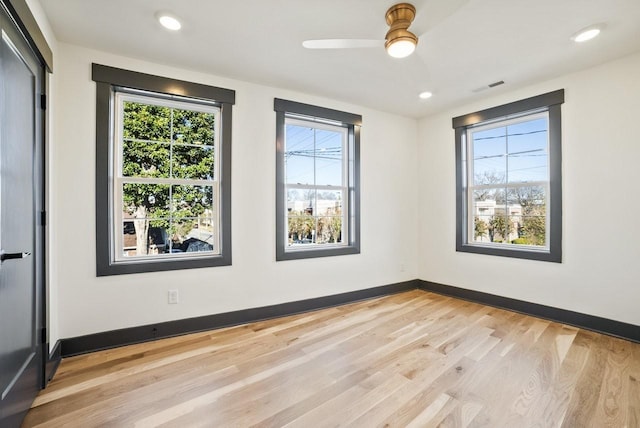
[[315, 128, 343, 186], [122, 183, 170, 217], [507, 117, 548, 183], [316, 190, 343, 216], [123, 101, 171, 142], [488, 208, 513, 244], [122, 140, 170, 178], [172, 108, 215, 146], [508, 185, 547, 246], [287, 188, 315, 216], [287, 214, 315, 245], [472, 126, 506, 185], [121, 218, 170, 257], [316, 216, 342, 244], [316, 190, 343, 245], [472, 190, 512, 244], [506, 186, 546, 214], [188, 217, 216, 244], [472, 188, 505, 206], [169, 219, 215, 253], [171, 185, 214, 217], [285, 124, 314, 185], [472, 214, 491, 243], [517, 214, 546, 246], [172, 145, 215, 180]]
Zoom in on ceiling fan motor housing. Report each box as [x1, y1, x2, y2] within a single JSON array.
[[384, 2, 418, 49]]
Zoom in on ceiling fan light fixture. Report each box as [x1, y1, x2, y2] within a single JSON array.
[[385, 3, 418, 58], [386, 34, 417, 58]]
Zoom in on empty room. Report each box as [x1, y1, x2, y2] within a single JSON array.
[[1, 0, 639, 426]]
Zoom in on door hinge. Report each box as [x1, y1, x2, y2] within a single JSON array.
[[40, 94, 47, 110], [41, 211, 47, 226], [41, 327, 47, 344]]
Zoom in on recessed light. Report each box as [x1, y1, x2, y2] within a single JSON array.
[[157, 12, 181, 31], [419, 91, 433, 100], [571, 25, 602, 43]]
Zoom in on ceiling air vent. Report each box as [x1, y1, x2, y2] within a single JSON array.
[[472, 80, 505, 93]]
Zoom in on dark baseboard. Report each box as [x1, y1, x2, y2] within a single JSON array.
[[59, 278, 638, 358], [418, 280, 639, 343], [61, 280, 418, 357], [45, 340, 61, 385]]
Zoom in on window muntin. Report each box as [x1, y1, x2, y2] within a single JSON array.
[[284, 118, 348, 250], [113, 92, 221, 262], [466, 112, 550, 250], [453, 89, 563, 262]]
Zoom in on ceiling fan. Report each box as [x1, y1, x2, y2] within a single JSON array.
[[303, 1, 467, 59]]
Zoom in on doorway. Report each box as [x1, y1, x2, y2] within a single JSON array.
[[0, 2, 45, 426]]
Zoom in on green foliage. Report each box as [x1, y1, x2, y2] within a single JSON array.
[[488, 214, 514, 242], [288, 213, 315, 243], [121, 100, 216, 253], [474, 217, 488, 239], [317, 216, 342, 244], [287, 211, 342, 244], [521, 214, 546, 246], [123, 102, 171, 141], [511, 237, 531, 245]]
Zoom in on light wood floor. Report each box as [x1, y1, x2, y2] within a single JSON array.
[[23, 290, 640, 427]]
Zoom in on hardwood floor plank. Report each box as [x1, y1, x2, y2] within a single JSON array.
[[527, 327, 591, 428], [22, 290, 640, 428], [591, 336, 634, 427], [561, 331, 610, 427]]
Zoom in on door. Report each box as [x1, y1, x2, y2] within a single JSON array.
[[0, 3, 45, 426]]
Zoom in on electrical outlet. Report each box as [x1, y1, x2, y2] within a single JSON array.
[[168, 289, 179, 304], [400, 264, 406, 273]]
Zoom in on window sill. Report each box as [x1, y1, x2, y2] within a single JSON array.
[[97, 253, 231, 276], [277, 245, 359, 261], [457, 243, 560, 263]]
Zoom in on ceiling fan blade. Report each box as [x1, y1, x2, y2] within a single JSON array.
[[414, 0, 470, 36], [302, 39, 383, 49]]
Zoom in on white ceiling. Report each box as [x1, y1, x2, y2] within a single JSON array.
[[40, 0, 640, 118]]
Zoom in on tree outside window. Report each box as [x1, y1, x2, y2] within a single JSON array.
[[118, 97, 218, 258]]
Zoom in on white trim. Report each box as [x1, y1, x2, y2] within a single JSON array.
[[112, 91, 221, 263], [465, 110, 551, 250], [283, 117, 349, 250]]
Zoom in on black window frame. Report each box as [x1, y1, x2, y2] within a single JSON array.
[[452, 89, 564, 262], [274, 98, 361, 261], [93, 64, 235, 276]]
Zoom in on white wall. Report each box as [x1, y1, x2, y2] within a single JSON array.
[[52, 43, 419, 339], [417, 51, 640, 326], [28, 1, 640, 343]]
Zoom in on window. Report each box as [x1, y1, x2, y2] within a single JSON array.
[[453, 90, 564, 262], [274, 99, 360, 260], [93, 64, 234, 275]]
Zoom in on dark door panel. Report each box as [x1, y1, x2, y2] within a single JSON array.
[[0, 3, 45, 426]]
